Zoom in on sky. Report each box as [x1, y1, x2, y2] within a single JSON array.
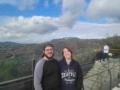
[[0, 0, 120, 43]]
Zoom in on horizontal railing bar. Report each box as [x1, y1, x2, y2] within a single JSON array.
[[110, 49, 120, 51], [0, 75, 33, 86]]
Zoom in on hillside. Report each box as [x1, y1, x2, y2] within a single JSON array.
[[0, 37, 103, 61]]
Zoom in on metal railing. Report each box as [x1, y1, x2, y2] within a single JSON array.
[[0, 75, 33, 90]]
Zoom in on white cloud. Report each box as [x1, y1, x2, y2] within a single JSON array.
[[72, 22, 120, 38], [0, 16, 120, 43], [0, 0, 85, 27], [51, 22, 120, 40], [0, 0, 120, 43], [59, 0, 85, 27], [86, 0, 120, 22], [0, 0, 38, 11], [0, 16, 61, 43], [2, 16, 60, 34]]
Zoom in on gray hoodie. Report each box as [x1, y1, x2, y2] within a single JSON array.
[[34, 59, 45, 90], [34, 58, 61, 90]]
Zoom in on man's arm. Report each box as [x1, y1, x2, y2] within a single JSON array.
[[34, 59, 45, 90]]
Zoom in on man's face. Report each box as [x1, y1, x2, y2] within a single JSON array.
[[43, 46, 54, 59]]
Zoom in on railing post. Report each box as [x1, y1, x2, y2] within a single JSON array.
[[32, 58, 36, 76], [118, 58, 120, 83]]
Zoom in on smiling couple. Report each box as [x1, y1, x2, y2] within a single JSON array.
[[34, 44, 83, 90]]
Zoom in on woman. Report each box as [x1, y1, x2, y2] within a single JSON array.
[[59, 47, 83, 90]]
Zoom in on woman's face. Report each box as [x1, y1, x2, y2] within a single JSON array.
[[63, 48, 72, 60]]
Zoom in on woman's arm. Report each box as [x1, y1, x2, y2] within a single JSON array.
[[76, 63, 83, 90]]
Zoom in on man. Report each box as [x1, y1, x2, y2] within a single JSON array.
[[34, 44, 61, 90], [103, 44, 110, 62]]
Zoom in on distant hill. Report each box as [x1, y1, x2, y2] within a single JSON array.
[[0, 36, 120, 61], [0, 37, 103, 61], [0, 42, 21, 46]]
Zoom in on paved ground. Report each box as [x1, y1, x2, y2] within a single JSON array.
[[112, 83, 120, 90], [84, 58, 120, 90]]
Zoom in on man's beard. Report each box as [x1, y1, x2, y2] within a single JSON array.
[[44, 53, 54, 60]]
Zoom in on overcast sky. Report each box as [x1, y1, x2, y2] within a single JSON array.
[[0, 0, 120, 43]]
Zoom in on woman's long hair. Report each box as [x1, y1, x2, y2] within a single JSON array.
[[62, 47, 74, 60]]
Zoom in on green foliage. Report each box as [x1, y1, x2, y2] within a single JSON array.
[[75, 48, 96, 64], [0, 57, 23, 82], [0, 61, 14, 81], [103, 35, 120, 49]]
